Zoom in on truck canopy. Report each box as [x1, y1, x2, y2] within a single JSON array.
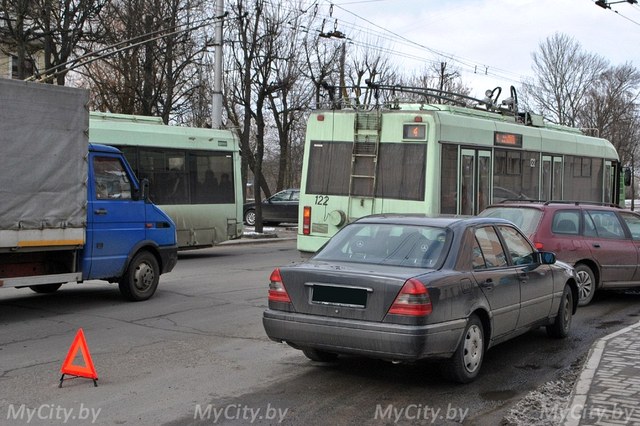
[[0, 79, 88, 232]]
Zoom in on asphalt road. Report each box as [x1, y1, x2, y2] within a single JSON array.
[[2, 236, 640, 425]]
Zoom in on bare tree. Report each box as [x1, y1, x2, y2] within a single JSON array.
[[578, 63, 640, 167], [522, 33, 608, 126], [1, 0, 107, 84], [223, 0, 287, 232], [403, 61, 471, 104], [299, 24, 341, 109], [1, 0, 43, 80], [35, 0, 108, 85], [79, 0, 210, 123], [343, 36, 399, 106]]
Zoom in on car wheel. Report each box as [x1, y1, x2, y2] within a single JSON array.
[[445, 314, 484, 383], [244, 209, 256, 226], [546, 284, 573, 338], [302, 348, 338, 362], [29, 283, 63, 293], [575, 264, 596, 306], [118, 251, 159, 301]]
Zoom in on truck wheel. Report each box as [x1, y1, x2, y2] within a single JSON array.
[[29, 283, 63, 293], [119, 251, 159, 301]]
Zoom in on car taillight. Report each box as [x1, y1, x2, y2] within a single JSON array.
[[534, 242, 544, 250], [268, 268, 291, 303], [388, 278, 432, 316], [303, 206, 311, 235]]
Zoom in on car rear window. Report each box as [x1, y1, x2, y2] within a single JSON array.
[[314, 223, 449, 268], [478, 207, 542, 237]]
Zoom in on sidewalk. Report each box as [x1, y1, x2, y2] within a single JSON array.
[[221, 226, 298, 245], [565, 321, 640, 425]]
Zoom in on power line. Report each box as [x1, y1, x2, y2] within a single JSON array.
[[593, 0, 640, 27], [317, 1, 525, 83], [282, 0, 525, 84]]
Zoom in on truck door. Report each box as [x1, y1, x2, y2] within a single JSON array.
[[85, 153, 145, 279]]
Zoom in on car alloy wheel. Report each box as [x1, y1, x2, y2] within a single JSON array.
[[575, 264, 596, 306]]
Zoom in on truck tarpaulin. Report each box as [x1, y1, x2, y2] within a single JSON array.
[[0, 79, 88, 231]]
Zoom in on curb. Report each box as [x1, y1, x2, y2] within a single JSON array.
[[220, 234, 297, 246], [564, 320, 640, 426]]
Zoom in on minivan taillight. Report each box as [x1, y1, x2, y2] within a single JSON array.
[[268, 268, 291, 303], [388, 278, 432, 316], [303, 206, 311, 235]]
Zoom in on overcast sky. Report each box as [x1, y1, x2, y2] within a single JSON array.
[[320, 0, 640, 99]]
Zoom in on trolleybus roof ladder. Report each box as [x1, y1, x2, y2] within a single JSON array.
[[348, 111, 382, 221]]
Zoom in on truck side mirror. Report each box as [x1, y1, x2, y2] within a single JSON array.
[[133, 178, 150, 201], [140, 178, 150, 201], [624, 167, 632, 187]]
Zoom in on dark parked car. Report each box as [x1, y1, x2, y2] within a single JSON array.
[[243, 189, 299, 226], [480, 201, 640, 306], [263, 215, 577, 383]]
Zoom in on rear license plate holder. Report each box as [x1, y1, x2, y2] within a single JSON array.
[[311, 284, 368, 308]]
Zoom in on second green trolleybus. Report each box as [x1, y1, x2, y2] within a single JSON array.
[[89, 112, 243, 250]]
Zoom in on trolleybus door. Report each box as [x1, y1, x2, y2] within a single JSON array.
[[460, 149, 491, 215], [542, 155, 563, 201]]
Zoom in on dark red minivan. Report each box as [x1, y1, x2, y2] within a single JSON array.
[[480, 201, 640, 305]]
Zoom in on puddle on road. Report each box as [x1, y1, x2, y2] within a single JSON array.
[[596, 320, 624, 329], [480, 389, 518, 401], [514, 363, 541, 370]]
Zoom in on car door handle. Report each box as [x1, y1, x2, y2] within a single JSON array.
[[479, 279, 494, 290], [519, 272, 529, 282], [592, 243, 600, 248], [94, 208, 108, 215]]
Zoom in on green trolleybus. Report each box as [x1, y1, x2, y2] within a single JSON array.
[[89, 112, 243, 250], [297, 84, 621, 252]]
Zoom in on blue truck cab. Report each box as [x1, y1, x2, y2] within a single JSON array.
[[85, 143, 178, 300]]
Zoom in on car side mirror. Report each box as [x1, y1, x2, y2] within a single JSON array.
[[538, 251, 556, 265]]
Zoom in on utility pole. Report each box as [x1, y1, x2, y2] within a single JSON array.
[[211, 0, 224, 129]]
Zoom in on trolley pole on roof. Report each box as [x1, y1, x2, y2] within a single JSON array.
[[211, 0, 224, 129]]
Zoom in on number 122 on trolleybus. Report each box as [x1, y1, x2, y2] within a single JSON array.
[[297, 85, 621, 253], [89, 112, 243, 250]]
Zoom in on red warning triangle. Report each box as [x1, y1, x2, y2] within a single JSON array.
[[60, 328, 98, 380]]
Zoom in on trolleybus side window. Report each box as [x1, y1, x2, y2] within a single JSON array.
[[375, 144, 426, 201], [493, 149, 540, 202], [564, 156, 603, 202], [306, 142, 351, 195], [118, 147, 235, 205]]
